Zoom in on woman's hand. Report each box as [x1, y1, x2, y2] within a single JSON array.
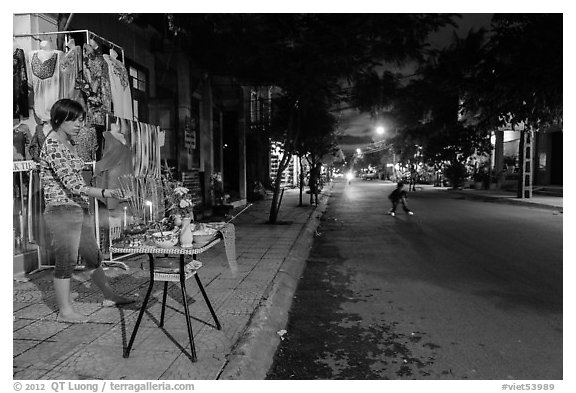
[[109, 189, 130, 200]]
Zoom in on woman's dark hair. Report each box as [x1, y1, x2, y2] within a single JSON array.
[[50, 99, 85, 131], [397, 181, 404, 188]]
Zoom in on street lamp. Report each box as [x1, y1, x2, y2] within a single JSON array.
[[376, 126, 385, 135]]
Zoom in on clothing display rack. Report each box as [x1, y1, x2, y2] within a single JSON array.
[[13, 29, 126, 63], [13, 29, 131, 273]]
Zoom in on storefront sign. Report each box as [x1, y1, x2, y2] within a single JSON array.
[[13, 160, 37, 172], [181, 170, 203, 206], [184, 115, 196, 151]]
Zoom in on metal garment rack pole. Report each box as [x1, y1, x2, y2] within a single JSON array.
[[13, 163, 42, 275]]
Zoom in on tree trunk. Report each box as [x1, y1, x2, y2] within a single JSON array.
[[268, 104, 301, 223], [268, 152, 291, 224], [56, 13, 74, 50], [517, 129, 525, 198], [298, 155, 304, 207]]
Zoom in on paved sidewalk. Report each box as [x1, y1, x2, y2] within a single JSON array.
[[442, 186, 563, 211], [13, 187, 330, 380]]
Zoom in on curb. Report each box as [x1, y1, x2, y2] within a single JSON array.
[[446, 191, 563, 212], [217, 184, 333, 380]]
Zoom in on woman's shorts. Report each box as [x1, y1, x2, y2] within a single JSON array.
[[44, 204, 101, 279]]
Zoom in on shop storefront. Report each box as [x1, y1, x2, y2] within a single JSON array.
[[13, 17, 165, 275], [13, 13, 254, 276]]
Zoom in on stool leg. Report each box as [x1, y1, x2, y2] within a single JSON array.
[[180, 261, 197, 362], [195, 274, 221, 330], [159, 281, 168, 327], [124, 272, 154, 358]]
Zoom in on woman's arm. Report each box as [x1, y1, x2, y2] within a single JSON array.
[[46, 141, 125, 200]]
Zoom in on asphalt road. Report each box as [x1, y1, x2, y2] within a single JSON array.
[[267, 179, 563, 380]]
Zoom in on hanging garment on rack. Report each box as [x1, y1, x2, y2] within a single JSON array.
[[13, 123, 32, 160], [73, 124, 98, 163], [108, 115, 160, 179], [103, 54, 133, 120], [83, 44, 112, 126], [141, 123, 150, 178], [150, 124, 161, 179], [130, 120, 140, 176], [29, 50, 63, 122], [13, 48, 29, 119], [150, 124, 157, 178], [28, 169, 51, 248], [29, 124, 50, 163], [59, 45, 86, 109], [93, 130, 133, 210]]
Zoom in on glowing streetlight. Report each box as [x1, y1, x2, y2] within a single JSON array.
[[356, 148, 362, 155], [376, 126, 385, 135]]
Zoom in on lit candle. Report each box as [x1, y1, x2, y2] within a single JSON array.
[[146, 201, 153, 223]]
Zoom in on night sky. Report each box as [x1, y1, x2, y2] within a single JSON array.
[[337, 13, 494, 154]]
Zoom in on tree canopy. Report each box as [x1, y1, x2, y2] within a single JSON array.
[[119, 13, 457, 218], [347, 14, 562, 187], [465, 13, 563, 131]]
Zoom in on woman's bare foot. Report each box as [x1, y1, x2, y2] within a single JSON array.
[[102, 295, 137, 307], [56, 311, 89, 323]]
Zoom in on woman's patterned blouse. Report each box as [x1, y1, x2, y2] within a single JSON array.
[[40, 136, 90, 208]]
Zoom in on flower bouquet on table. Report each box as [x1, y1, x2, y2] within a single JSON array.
[[159, 163, 196, 247], [161, 164, 195, 222]]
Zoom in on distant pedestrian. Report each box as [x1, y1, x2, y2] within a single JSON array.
[[409, 170, 417, 192], [309, 162, 321, 206], [388, 181, 414, 217]]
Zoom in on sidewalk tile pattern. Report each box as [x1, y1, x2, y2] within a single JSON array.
[[13, 189, 317, 380]]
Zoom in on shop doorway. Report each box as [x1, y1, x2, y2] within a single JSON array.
[[550, 131, 563, 185], [222, 111, 240, 200]]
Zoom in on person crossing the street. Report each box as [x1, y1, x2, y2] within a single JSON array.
[[388, 181, 414, 217]]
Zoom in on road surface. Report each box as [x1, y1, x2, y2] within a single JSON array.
[[267, 179, 563, 379]]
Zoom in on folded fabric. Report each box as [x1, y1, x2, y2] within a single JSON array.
[[218, 223, 237, 277]]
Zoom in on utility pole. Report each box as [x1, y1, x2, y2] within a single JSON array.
[[517, 127, 534, 198]]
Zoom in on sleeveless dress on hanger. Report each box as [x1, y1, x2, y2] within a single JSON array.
[[103, 54, 133, 120], [29, 50, 62, 122], [60, 45, 85, 109], [83, 45, 112, 126], [13, 48, 29, 119], [27, 125, 50, 248]]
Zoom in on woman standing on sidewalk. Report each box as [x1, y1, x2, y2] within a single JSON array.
[[40, 98, 134, 323]]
